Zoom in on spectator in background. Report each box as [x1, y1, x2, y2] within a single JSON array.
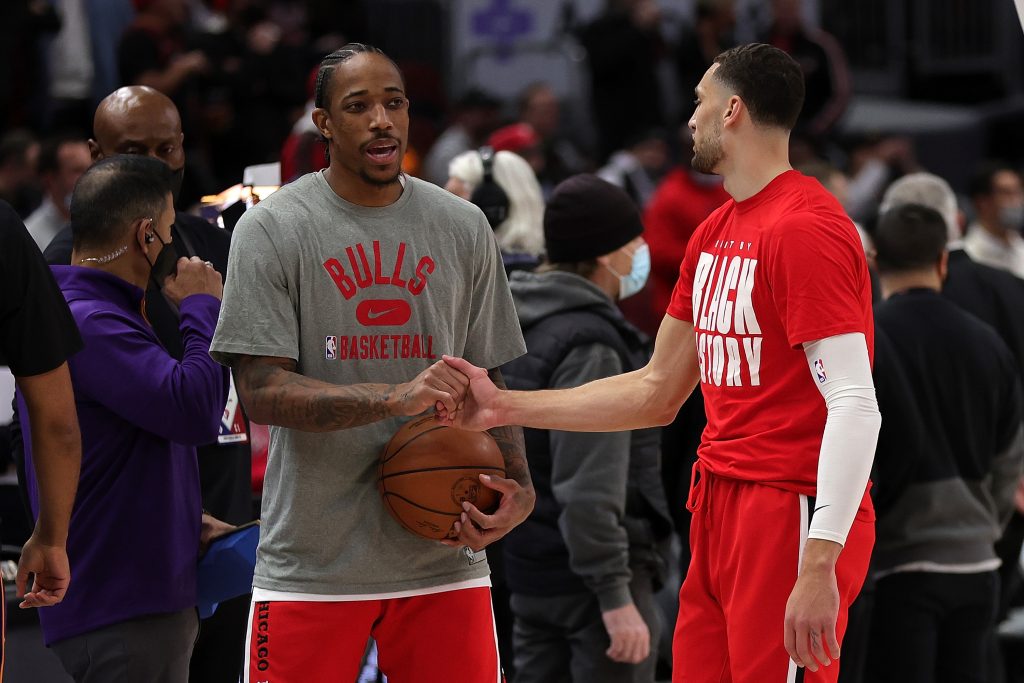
[[24, 137, 91, 252], [193, 0, 309, 190], [762, 0, 849, 141], [517, 82, 590, 187], [868, 202, 1024, 683], [880, 173, 1024, 630], [46, 0, 96, 135], [23, 154, 229, 682], [446, 148, 546, 274], [841, 135, 920, 224], [1, 201, 82, 619], [501, 174, 672, 683], [881, 172, 1024, 377], [40, 85, 255, 683], [118, 0, 208, 99], [965, 162, 1024, 279], [598, 128, 670, 211], [674, 0, 736, 122], [423, 88, 501, 185], [0, 0, 60, 131], [0, 129, 41, 218], [489, 123, 545, 179], [578, 0, 666, 161], [280, 68, 329, 184]]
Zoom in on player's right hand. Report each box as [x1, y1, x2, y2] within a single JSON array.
[[16, 533, 71, 609], [601, 602, 651, 664], [163, 256, 223, 305], [436, 355, 502, 431], [391, 360, 469, 416]]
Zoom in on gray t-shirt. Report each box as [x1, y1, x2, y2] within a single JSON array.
[[210, 172, 526, 595]]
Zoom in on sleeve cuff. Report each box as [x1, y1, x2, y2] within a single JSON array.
[[595, 583, 633, 612]]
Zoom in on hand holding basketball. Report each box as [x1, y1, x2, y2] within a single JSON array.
[[441, 473, 533, 552], [391, 360, 469, 416], [438, 355, 502, 430]]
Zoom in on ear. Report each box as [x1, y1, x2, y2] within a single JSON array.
[[938, 249, 949, 282], [312, 108, 333, 139], [135, 217, 154, 253], [723, 96, 743, 128], [87, 139, 103, 162]]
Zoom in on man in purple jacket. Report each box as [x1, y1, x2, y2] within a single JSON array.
[[19, 154, 228, 682]]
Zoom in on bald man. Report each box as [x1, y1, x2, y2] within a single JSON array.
[[32, 87, 254, 682]]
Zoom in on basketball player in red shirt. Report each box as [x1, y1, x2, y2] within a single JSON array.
[[443, 43, 880, 682]]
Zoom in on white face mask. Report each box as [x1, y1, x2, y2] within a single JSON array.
[[999, 204, 1024, 232], [605, 243, 651, 300]]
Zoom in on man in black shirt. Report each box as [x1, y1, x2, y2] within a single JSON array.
[[0, 201, 82, 638], [39, 86, 252, 682], [868, 203, 1024, 682], [879, 172, 1024, 619]]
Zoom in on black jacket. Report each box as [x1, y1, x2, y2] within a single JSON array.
[[501, 271, 672, 609]]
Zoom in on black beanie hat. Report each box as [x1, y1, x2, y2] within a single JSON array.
[[543, 174, 644, 263]]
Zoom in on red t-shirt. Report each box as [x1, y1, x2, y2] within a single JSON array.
[[667, 170, 874, 495]]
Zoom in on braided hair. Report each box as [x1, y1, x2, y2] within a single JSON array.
[[314, 43, 400, 109]]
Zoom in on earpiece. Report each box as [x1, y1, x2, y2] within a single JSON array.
[[145, 233, 155, 244], [470, 146, 510, 229]]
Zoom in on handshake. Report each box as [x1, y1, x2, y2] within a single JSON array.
[[388, 355, 501, 430]]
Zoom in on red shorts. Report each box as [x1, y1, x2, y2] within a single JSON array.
[[673, 464, 874, 683], [244, 586, 502, 683]]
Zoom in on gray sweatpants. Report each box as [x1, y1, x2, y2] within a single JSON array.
[[511, 570, 661, 683], [51, 608, 199, 683]]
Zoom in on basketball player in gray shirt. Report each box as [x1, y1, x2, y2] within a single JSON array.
[[210, 43, 532, 682]]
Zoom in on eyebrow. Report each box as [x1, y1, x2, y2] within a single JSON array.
[[343, 86, 406, 99]]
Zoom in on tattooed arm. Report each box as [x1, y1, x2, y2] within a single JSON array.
[[486, 368, 532, 491], [233, 355, 469, 432], [443, 368, 535, 551]]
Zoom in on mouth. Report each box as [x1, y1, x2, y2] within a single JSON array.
[[363, 138, 400, 166]]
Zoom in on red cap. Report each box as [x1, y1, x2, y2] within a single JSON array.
[[488, 123, 539, 153]]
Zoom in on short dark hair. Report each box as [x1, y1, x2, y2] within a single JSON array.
[[37, 136, 86, 176], [71, 155, 173, 251], [874, 203, 947, 274], [314, 43, 402, 109], [712, 43, 805, 130], [968, 160, 1017, 200], [0, 129, 37, 167]]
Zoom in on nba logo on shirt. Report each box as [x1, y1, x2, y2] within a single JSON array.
[[326, 336, 338, 360], [814, 358, 827, 383]]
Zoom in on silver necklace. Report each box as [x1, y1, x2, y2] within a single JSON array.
[[78, 245, 128, 264]]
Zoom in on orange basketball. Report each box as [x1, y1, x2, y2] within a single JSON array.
[[379, 415, 505, 540]]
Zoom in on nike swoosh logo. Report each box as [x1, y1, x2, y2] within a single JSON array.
[[366, 307, 399, 320], [813, 504, 830, 514]]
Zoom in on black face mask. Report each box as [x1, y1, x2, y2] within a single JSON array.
[[170, 165, 185, 204], [147, 230, 179, 289]]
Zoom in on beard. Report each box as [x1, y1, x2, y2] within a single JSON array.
[[691, 123, 724, 174], [359, 168, 402, 187]]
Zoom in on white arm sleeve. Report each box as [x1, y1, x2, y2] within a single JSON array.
[[803, 332, 881, 546]]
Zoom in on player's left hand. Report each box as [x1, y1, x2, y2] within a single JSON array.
[[16, 533, 71, 608], [784, 565, 841, 672], [199, 512, 237, 557], [440, 474, 533, 552]]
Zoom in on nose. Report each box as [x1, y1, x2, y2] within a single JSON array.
[[369, 103, 393, 132], [688, 114, 697, 132]]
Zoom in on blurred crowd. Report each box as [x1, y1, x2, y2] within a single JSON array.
[[4, 1, 1024, 683]]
